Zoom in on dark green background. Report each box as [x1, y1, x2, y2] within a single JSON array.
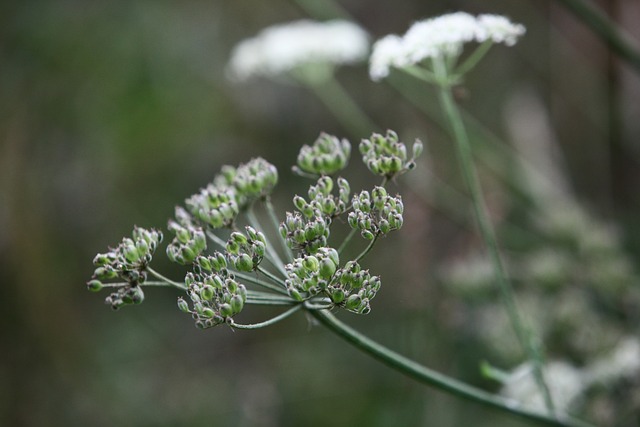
[[2, 1, 639, 425]]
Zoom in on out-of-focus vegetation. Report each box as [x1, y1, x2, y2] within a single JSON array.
[[2, 1, 639, 426]]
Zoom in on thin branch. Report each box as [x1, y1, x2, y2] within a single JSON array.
[[147, 267, 186, 290], [310, 309, 593, 427], [229, 305, 302, 329], [555, 0, 640, 74]]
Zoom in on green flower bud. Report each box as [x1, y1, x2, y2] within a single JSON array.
[[345, 294, 362, 311], [303, 255, 320, 272], [202, 307, 215, 318], [86, 279, 103, 292], [177, 298, 190, 313], [219, 303, 233, 317], [234, 253, 253, 271], [331, 288, 346, 303], [200, 285, 215, 301], [230, 294, 244, 314], [319, 258, 336, 280]]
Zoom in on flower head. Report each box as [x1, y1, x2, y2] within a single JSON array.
[[369, 12, 525, 81], [228, 20, 369, 81]]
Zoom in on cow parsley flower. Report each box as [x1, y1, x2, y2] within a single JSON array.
[[228, 20, 369, 81], [369, 12, 525, 81]]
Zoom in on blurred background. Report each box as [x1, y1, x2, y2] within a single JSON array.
[[2, 0, 640, 425]]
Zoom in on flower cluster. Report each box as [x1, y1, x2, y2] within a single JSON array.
[[185, 186, 239, 229], [228, 20, 369, 81], [293, 133, 351, 177], [177, 254, 247, 329], [214, 157, 278, 208], [225, 226, 266, 272], [285, 247, 339, 301], [166, 209, 207, 265], [280, 210, 330, 254], [369, 12, 525, 80], [331, 261, 381, 314], [360, 130, 422, 179], [284, 248, 380, 314], [88, 227, 163, 310], [294, 176, 350, 219], [349, 187, 404, 240]]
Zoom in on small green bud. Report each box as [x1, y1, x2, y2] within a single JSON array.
[[345, 294, 362, 310], [219, 303, 233, 317], [87, 279, 103, 292], [331, 288, 345, 304], [319, 258, 336, 280], [177, 298, 190, 313], [200, 285, 215, 301], [303, 255, 320, 272], [202, 307, 215, 318], [235, 253, 254, 272], [230, 294, 244, 313], [288, 288, 304, 302]]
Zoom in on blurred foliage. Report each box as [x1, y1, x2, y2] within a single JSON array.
[[1, 0, 639, 426]]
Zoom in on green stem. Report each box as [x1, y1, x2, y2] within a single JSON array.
[[206, 230, 228, 250], [257, 266, 288, 288], [147, 267, 186, 290], [310, 310, 593, 427], [246, 208, 288, 277], [263, 196, 294, 262], [101, 281, 179, 289], [433, 57, 556, 416], [338, 228, 358, 255], [555, 0, 640, 74], [353, 234, 378, 264], [235, 270, 289, 295], [306, 76, 379, 137], [230, 305, 302, 329], [454, 40, 493, 77]]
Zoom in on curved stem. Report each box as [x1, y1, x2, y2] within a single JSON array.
[[353, 234, 378, 264], [147, 267, 186, 290], [246, 208, 288, 277], [229, 305, 302, 329], [309, 309, 593, 427], [264, 196, 294, 262], [433, 57, 556, 416]]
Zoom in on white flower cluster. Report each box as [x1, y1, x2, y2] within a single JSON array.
[[228, 20, 369, 81], [369, 12, 525, 81]]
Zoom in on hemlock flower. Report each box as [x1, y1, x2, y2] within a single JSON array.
[[369, 12, 525, 81], [228, 19, 369, 81]]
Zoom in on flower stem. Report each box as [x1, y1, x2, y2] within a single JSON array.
[[246, 208, 288, 277], [555, 0, 640, 74], [353, 234, 378, 264], [433, 57, 556, 416], [147, 268, 186, 290], [310, 309, 593, 427], [230, 305, 302, 329], [454, 40, 493, 77], [264, 196, 294, 262], [234, 270, 289, 295], [338, 228, 358, 255]]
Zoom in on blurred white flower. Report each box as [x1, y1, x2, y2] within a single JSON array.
[[585, 337, 640, 385], [228, 20, 369, 81], [501, 361, 585, 412], [369, 12, 525, 80]]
